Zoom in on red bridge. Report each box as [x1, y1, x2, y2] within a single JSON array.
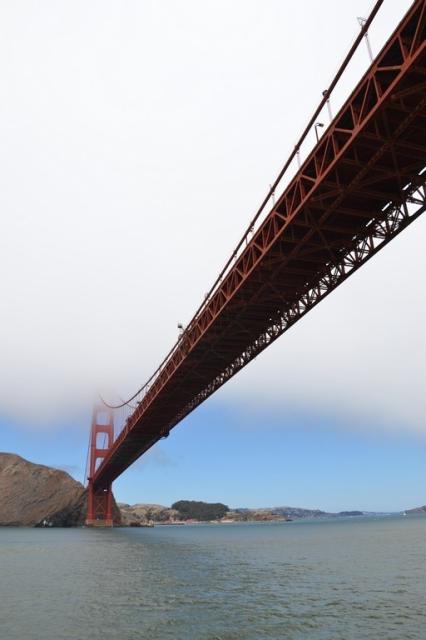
[[86, 0, 426, 526]]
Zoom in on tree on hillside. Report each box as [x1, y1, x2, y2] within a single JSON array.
[[171, 500, 229, 521]]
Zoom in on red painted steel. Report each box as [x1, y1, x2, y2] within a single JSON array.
[[86, 407, 114, 526], [92, 0, 426, 491]]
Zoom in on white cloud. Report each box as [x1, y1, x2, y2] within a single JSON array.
[[0, 0, 423, 433]]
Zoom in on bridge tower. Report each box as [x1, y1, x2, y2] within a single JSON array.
[[86, 406, 115, 527]]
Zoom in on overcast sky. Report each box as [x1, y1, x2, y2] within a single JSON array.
[[0, 1, 424, 453]]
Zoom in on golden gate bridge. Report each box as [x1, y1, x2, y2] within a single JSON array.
[[85, 0, 425, 525]]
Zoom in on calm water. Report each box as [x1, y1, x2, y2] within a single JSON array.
[[1, 516, 426, 639]]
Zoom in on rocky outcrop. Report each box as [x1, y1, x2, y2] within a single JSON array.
[[0, 452, 120, 526]]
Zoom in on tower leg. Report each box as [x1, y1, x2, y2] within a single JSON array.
[[85, 406, 115, 527], [86, 482, 114, 527]]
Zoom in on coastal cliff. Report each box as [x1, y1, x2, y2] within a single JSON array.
[[0, 452, 120, 526]]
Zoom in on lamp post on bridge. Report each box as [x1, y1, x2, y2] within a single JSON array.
[[315, 122, 324, 143]]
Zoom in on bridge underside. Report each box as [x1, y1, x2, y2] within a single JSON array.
[[93, 0, 426, 490]]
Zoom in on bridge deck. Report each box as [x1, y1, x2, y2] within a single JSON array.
[[94, 0, 426, 488]]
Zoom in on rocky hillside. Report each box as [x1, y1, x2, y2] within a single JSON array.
[[119, 503, 180, 526], [406, 505, 426, 514], [120, 500, 232, 525], [0, 452, 120, 526], [118, 502, 353, 524], [236, 506, 328, 520]]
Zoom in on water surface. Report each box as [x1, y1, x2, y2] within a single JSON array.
[[1, 515, 425, 639]]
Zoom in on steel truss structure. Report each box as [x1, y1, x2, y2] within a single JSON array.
[[92, 0, 426, 491]]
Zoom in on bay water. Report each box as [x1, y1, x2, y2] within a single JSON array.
[[1, 515, 425, 639]]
